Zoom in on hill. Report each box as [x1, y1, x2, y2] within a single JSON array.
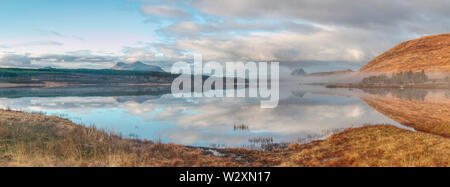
[[112, 61, 164, 72], [308, 69, 354, 76], [360, 34, 450, 73]]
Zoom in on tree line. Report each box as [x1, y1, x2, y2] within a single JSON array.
[[362, 70, 429, 85]]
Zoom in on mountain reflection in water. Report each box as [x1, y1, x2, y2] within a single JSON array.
[[360, 88, 450, 137], [0, 85, 447, 148]]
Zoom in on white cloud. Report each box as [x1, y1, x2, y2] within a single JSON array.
[[0, 54, 32, 67], [120, 47, 156, 62], [162, 20, 321, 36], [173, 27, 386, 63], [141, 5, 190, 18], [147, 0, 450, 66], [3, 0, 450, 69], [13, 41, 63, 47], [193, 0, 450, 28]]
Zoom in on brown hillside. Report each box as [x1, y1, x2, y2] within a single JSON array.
[[360, 34, 450, 73]]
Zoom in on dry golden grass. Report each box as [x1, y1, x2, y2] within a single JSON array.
[[280, 125, 449, 167], [0, 109, 241, 167], [0, 109, 448, 167]]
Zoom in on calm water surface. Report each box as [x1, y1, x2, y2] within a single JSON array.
[[0, 84, 422, 148]]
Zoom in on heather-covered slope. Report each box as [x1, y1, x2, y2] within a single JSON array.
[[360, 34, 450, 73]]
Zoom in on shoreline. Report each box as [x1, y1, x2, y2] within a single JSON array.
[[325, 83, 450, 89], [0, 109, 448, 167]]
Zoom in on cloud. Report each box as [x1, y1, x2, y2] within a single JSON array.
[[120, 47, 156, 62], [117, 45, 195, 70], [171, 26, 390, 64], [0, 54, 32, 67], [133, 0, 450, 68], [32, 53, 118, 68], [161, 20, 321, 36], [15, 41, 63, 47], [34, 29, 63, 37], [141, 5, 190, 18], [0, 47, 176, 69], [0, 51, 120, 69], [34, 29, 84, 41], [4, 0, 450, 70], [193, 0, 450, 29]]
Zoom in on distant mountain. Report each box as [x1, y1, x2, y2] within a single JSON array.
[[309, 69, 354, 76], [111, 61, 164, 72], [360, 33, 450, 73], [291, 68, 307, 76]]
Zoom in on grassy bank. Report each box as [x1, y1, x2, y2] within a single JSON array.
[[280, 125, 449, 166], [0, 109, 448, 167], [0, 109, 239, 166]]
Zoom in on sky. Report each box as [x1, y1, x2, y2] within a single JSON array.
[[1, 0, 450, 72]]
